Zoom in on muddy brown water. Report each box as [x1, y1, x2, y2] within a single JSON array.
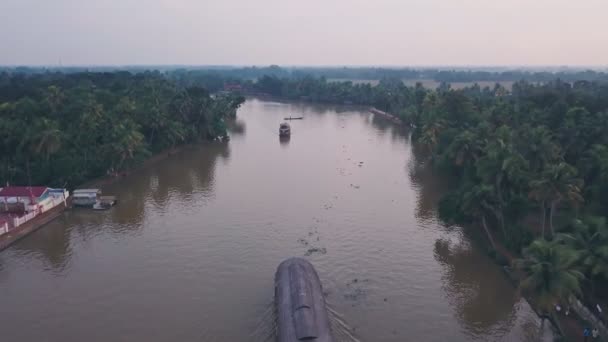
[[0, 99, 551, 341]]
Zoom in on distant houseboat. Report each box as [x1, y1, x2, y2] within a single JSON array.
[[279, 122, 291, 137], [72, 189, 101, 207]]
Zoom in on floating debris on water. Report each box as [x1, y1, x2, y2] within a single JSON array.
[[343, 288, 367, 302], [343, 278, 372, 305], [305, 247, 327, 256]]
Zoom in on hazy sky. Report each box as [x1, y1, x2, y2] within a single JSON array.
[[1, 0, 607, 66]]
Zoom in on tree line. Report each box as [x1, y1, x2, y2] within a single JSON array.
[[0, 71, 244, 188], [4, 65, 608, 84]]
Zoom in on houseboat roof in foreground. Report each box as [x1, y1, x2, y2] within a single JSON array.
[[0, 186, 48, 198]]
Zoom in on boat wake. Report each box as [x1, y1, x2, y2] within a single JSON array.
[[250, 300, 361, 342]]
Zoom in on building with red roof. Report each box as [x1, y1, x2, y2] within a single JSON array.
[[0, 186, 50, 213], [0, 186, 49, 198]]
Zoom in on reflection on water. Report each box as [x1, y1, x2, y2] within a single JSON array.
[[228, 119, 247, 137], [434, 239, 517, 335], [9, 215, 73, 272], [0, 99, 548, 342], [409, 147, 450, 224], [2, 143, 230, 273]]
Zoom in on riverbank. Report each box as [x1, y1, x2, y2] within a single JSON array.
[[0, 200, 69, 252], [369, 107, 402, 124], [0, 144, 198, 253], [484, 227, 588, 341]]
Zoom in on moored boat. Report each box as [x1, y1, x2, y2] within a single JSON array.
[[72, 189, 101, 207]]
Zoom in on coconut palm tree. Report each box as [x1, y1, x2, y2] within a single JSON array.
[[459, 184, 501, 249], [17, 118, 63, 186], [529, 163, 584, 238], [515, 239, 584, 316], [557, 217, 608, 294], [30, 119, 63, 161], [443, 129, 484, 168], [419, 119, 445, 154]]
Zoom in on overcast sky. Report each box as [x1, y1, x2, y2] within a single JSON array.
[[1, 0, 607, 66]]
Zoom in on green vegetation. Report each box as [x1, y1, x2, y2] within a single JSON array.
[[0, 71, 244, 188], [413, 79, 608, 311], [515, 239, 584, 314]]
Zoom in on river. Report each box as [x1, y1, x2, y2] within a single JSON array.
[[0, 99, 550, 341]]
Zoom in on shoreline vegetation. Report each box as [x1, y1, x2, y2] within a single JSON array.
[[0, 71, 245, 189], [3, 67, 608, 339]]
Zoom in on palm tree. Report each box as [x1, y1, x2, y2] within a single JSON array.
[[515, 239, 584, 317], [520, 125, 560, 173], [460, 184, 500, 249], [44, 85, 65, 116], [529, 189, 549, 240], [443, 130, 484, 168], [18, 118, 63, 185], [529, 163, 584, 238], [419, 119, 445, 154], [31, 119, 63, 160], [107, 119, 145, 170], [557, 217, 608, 294], [475, 127, 529, 237]]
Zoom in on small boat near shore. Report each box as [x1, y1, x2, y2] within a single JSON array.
[[73, 189, 117, 209], [72, 189, 101, 207], [279, 122, 291, 137], [284, 116, 303, 120], [93, 196, 117, 210]]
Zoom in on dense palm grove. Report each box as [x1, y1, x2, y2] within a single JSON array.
[[0, 71, 244, 188], [417, 80, 608, 318]]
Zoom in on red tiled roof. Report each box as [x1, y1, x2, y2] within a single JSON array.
[[0, 186, 48, 198]]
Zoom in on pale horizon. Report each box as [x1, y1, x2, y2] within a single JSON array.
[[2, 0, 607, 66]]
